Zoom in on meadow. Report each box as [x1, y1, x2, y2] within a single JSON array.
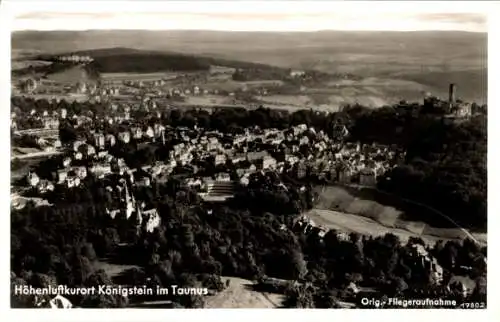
[[312, 185, 487, 245]]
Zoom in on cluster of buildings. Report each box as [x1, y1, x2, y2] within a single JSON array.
[[11, 107, 61, 132], [15, 100, 402, 207], [409, 244, 444, 285], [55, 55, 94, 63], [10, 108, 61, 131], [12, 89, 403, 240], [424, 83, 483, 118]]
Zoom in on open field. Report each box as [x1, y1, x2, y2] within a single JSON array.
[[27, 93, 90, 103], [210, 65, 236, 74], [307, 209, 464, 245], [201, 79, 285, 92], [11, 60, 53, 71], [94, 260, 141, 279], [45, 65, 95, 83], [204, 277, 284, 308], [183, 95, 235, 106], [11, 49, 42, 60], [101, 71, 194, 81], [257, 95, 312, 106], [312, 185, 487, 245]]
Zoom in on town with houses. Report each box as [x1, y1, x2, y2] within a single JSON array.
[[12, 95, 404, 233]]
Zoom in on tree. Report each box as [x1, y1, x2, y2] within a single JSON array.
[[85, 269, 112, 287], [81, 243, 97, 261], [289, 249, 308, 280], [72, 255, 93, 285], [11, 276, 35, 308], [314, 290, 340, 308]]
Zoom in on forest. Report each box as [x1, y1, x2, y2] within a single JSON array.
[[11, 171, 487, 308]]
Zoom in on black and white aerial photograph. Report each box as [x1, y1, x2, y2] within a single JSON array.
[[5, 0, 490, 314]]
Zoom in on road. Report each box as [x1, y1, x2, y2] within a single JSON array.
[[11, 150, 62, 160]]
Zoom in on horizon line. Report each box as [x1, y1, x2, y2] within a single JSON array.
[[12, 28, 488, 33]]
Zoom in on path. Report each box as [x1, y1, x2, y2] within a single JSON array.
[[204, 277, 283, 308]]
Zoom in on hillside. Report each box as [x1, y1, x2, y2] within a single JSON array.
[[30, 47, 288, 75]]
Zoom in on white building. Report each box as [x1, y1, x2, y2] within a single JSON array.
[[27, 172, 40, 187]]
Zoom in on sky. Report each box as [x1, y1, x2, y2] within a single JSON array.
[[6, 1, 489, 32]]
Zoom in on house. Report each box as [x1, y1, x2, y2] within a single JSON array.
[[141, 208, 161, 233], [285, 154, 299, 165], [207, 137, 219, 151], [27, 172, 40, 187], [62, 157, 71, 168], [53, 139, 62, 149], [186, 177, 203, 188], [239, 174, 250, 186], [97, 151, 109, 160], [90, 163, 112, 178], [215, 172, 231, 182], [66, 176, 81, 188], [37, 180, 55, 194], [73, 140, 85, 152], [290, 70, 306, 77], [410, 244, 444, 285], [118, 131, 131, 144], [43, 117, 59, 130], [94, 133, 105, 149], [131, 127, 143, 139], [60, 108, 67, 119], [215, 154, 226, 166], [263, 156, 277, 169], [452, 102, 472, 117], [145, 126, 155, 138], [106, 134, 116, 147], [56, 169, 68, 184], [73, 166, 87, 179], [299, 136, 310, 146]]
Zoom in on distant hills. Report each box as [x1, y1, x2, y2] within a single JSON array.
[[24, 47, 289, 75], [11, 30, 487, 71], [11, 30, 487, 103]]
